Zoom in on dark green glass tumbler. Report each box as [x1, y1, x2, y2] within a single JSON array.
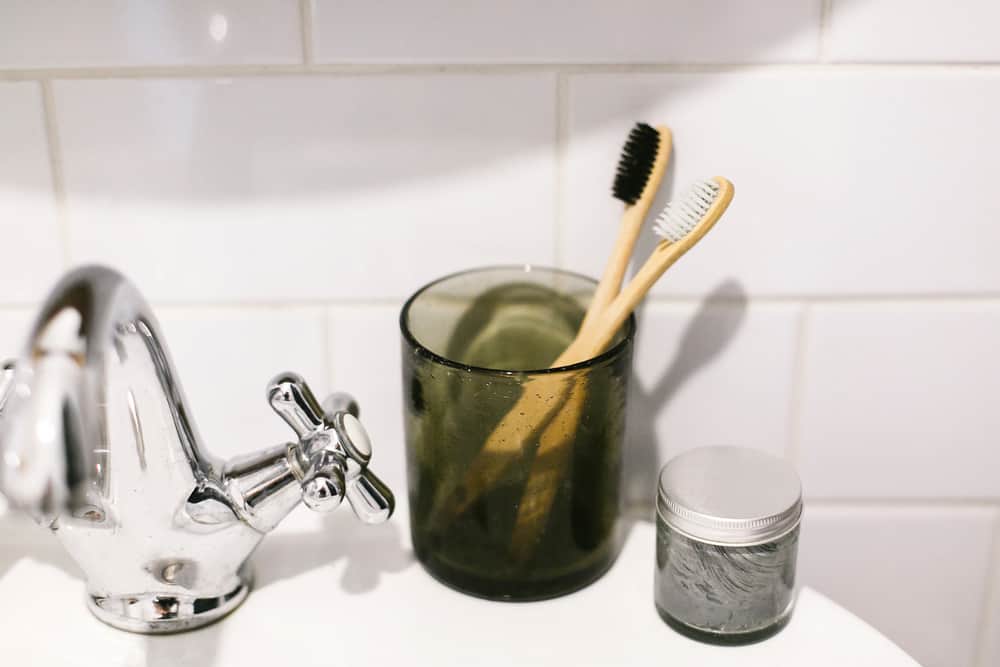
[[400, 266, 635, 600]]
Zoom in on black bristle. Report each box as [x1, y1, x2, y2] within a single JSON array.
[[612, 122, 660, 205]]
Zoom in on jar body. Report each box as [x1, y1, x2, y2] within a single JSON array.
[[654, 522, 799, 644], [401, 267, 634, 600]]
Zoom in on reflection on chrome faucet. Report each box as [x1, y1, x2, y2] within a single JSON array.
[[0, 265, 394, 634]]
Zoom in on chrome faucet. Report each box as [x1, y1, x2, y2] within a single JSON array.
[[0, 266, 394, 633]]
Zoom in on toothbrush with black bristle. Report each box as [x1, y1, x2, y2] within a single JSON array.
[[427, 125, 671, 530], [576, 122, 672, 339]]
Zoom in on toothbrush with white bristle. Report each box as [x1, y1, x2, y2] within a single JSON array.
[[581, 176, 734, 355], [510, 176, 735, 559], [654, 179, 722, 241]]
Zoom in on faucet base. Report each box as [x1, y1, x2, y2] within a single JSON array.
[[86, 564, 252, 634]]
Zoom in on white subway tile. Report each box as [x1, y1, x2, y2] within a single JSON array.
[[328, 305, 406, 510], [625, 299, 799, 507], [154, 306, 326, 461], [54, 76, 557, 302], [797, 303, 1000, 499], [566, 72, 1000, 297], [828, 0, 1000, 62], [979, 518, 1000, 667], [0, 1, 301, 68], [313, 1, 821, 64], [0, 83, 62, 304], [0, 311, 33, 364], [798, 505, 996, 667]]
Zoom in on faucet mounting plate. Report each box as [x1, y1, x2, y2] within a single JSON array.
[[87, 564, 252, 634]]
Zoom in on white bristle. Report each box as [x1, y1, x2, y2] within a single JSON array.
[[653, 179, 721, 243]]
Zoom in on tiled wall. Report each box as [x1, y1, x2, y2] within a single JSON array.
[[1, 2, 998, 665]]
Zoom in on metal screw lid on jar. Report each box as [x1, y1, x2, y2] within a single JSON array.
[[656, 446, 803, 547]]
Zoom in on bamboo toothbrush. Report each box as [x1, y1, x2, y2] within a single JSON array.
[[510, 176, 735, 559], [427, 124, 672, 528], [577, 123, 672, 338]]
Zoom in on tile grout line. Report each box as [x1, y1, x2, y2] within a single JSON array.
[[148, 300, 402, 310], [320, 306, 335, 393], [552, 71, 569, 268], [973, 511, 1000, 667], [7, 293, 1000, 312], [645, 293, 1000, 305], [0, 306, 38, 315], [38, 79, 71, 269], [806, 498, 1000, 509], [784, 303, 812, 466], [4, 62, 1000, 81], [299, 0, 315, 65], [818, 0, 834, 63]]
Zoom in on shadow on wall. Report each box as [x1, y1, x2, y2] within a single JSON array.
[[11, 6, 844, 204], [623, 278, 748, 517]]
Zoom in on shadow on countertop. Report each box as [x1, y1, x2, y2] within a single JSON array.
[[0, 512, 83, 581], [0, 505, 413, 667], [141, 511, 413, 666], [253, 510, 414, 595]]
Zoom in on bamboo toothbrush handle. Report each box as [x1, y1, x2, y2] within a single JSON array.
[[592, 243, 681, 352], [509, 386, 586, 560], [426, 337, 601, 527], [577, 205, 646, 334], [427, 369, 573, 525]]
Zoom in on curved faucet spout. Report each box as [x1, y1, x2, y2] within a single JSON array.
[[0, 265, 215, 519], [0, 265, 394, 633]]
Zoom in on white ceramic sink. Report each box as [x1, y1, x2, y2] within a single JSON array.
[[0, 515, 919, 666]]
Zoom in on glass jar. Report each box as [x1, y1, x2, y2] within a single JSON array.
[[400, 266, 635, 600], [654, 446, 803, 644]]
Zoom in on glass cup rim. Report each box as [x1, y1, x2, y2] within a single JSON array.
[[399, 264, 636, 376]]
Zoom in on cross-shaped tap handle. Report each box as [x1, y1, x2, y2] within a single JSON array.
[[266, 372, 394, 524]]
